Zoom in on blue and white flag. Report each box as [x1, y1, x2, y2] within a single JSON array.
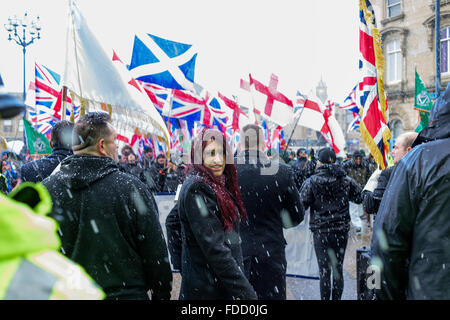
[[128, 33, 198, 91]]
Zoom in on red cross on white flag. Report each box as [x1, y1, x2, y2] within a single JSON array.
[[217, 92, 250, 132], [242, 73, 294, 127]]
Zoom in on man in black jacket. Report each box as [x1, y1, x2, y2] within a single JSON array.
[[140, 146, 154, 170], [300, 147, 362, 300], [42, 112, 172, 300], [291, 148, 315, 191], [236, 124, 305, 300], [370, 84, 450, 300], [21, 120, 74, 183], [148, 153, 168, 192]]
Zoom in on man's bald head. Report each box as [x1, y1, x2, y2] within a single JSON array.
[[392, 131, 418, 164]]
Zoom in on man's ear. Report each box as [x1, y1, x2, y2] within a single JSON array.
[[97, 138, 106, 156], [49, 141, 53, 148]]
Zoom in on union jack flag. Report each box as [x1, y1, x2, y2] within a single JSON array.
[[261, 119, 271, 151], [140, 80, 228, 131], [340, 85, 359, 114], [340, 85, 361, 132], [347, 114, 361, 132], [294, 91, 306, 111], [271, 125, 285, 153], [30, 63, 79, 139], [358, 0, 391, 169]]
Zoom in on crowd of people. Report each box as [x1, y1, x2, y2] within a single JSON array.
[[1, 81, 449, 301]]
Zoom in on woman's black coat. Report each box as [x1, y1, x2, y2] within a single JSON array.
[[177, 174, 257, 300]]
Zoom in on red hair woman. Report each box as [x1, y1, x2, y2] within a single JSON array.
[[177, 128, 257, 300]]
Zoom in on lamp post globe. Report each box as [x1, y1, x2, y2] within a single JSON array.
[[4, 11, 41, 102]]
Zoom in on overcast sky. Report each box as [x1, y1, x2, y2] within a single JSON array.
[[0, 0, 360, 105]]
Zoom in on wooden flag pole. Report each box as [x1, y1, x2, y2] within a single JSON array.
[[61, 85, 68, 120]]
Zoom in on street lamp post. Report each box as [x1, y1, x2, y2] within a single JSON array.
[[4, 12, 41, 102]]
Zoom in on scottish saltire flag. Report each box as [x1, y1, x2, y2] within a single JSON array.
[[31, 63, 79, 138], [358, 0, 391, 169], [128, 33, 197, 91]]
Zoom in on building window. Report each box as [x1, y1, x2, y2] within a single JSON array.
[[441, 27, 450, 73], [18, 120, 24, 132], [386, 40, 402, 83], [3, 120, 13, 132], [390, 119, 403, 142], [386, 0, 401, 18]]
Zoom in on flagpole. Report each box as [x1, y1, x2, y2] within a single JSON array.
[[435, 0, 441, 98], [286, 106, 305, 149]]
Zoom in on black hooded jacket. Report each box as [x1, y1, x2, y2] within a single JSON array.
[[362, 165, 396, 215], [300, 164, 363, 233], [42, 155, 172, 300], [291, 157, 316, 190], [371, 84, 450, 300], [21, 146, 73, 183]]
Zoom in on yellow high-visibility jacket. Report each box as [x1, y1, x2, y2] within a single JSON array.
[[0, 182, 105, 300]]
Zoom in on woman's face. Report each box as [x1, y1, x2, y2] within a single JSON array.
[[203, 139, 225, 177]]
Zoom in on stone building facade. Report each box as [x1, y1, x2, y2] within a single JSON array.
[[371, 0, 449, 139]]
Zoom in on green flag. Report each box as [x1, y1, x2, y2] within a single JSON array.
[[23, 119, 52, 155], [413, 68, 433, 133]]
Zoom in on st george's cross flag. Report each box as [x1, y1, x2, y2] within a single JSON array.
[[128, 33, 198, 91], [295, 95, 346, 156], [217, 92, 250, 132], [358, 0, 391, 169], [241, 73, 294, 126]]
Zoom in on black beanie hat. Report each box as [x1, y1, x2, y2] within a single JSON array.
[[318, 147, 336, 164], [353, 150, 362, 158], [144, 146, 153, 153], [156, 153, 166, 160]]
